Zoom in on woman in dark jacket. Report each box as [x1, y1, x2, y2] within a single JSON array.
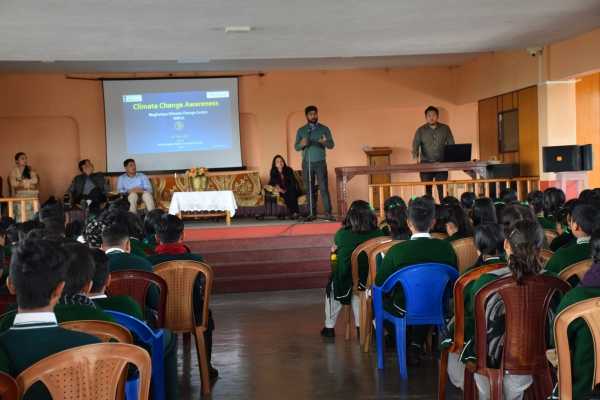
[[268, 155, 300, 218]]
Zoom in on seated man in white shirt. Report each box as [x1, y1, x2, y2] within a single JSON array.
[[117, 158, 155, 214]]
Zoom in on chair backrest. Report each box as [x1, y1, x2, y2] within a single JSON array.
[[539, 248, 554, 267], [450, 237, 479, 273], [106, 270, 168, 327], [450, 263, 505, 353], [559, 258, 593, 284], [0, 294, 16, 316], [377, 263, 459, 323], [554, 297, 600, 400], [16, 343, 151, 400], [544, 229, 558, 244], [366, 240, 404, 287], [431, 232, 448, 240], [154, 260, 213, 332], [0, 371, 18, 400], [104, 310, 161, 344], [474, 274, 570, 373], [60, 320, 133, 344], [351, 236, 392, 291]]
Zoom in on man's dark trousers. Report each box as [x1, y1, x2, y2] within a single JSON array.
[[302, 160, 331, 216], [420, 171, 448, 200]]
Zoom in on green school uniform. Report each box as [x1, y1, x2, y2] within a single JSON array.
[[93, 295, 144, 321], [538, 216, 556, 230], [148, 252, 204, 265], [107, 251, 154, 273], [130, 237, 154, 257], [554, 287, 600, 399], [375, 234, 458, 314], [0, 313, 99, 400], [545, 238, 591, 277], [445, 232, 470, 243], [550, 232, 576, 252], [330, 228, 385, 304]]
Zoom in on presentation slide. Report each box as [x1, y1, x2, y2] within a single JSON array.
[[104, 78, 242, 172]]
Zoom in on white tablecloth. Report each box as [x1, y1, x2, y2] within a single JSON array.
[[168, 191, 238, 217]]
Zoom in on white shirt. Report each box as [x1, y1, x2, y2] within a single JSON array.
[[577, 236, 591, 245], [410, 232, 431, 240], [12, 312, 58, 329], [104, 247, 126, 254]]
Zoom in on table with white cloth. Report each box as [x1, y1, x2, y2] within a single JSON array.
[[168, 191, 238, 225]]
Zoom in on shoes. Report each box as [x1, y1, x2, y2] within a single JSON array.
[[320, 327, 335, 338], [323, 213, 336, 221], [407, 343, 422, 367], [209, 365, 219, 383]]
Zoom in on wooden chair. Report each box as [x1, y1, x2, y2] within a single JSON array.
[[0, 371, 18, 400], [431, 232, 448, 240], [559, 258, 593, 285], [437, 262, 505, 400], [0, 294, 16, 316], [60, 320, 133, 344], [346, 236, 392, 340], [107, 270, 168, 327], [554, 297, 600, 400], [450, 237, 479, 273], [539, 248, 554, 267], [360, 239, 404, 353], [544, 229, 558, 245], [154, 260, 213, 395], [471, 275, 570, 400], [16, 343, 151, 400]]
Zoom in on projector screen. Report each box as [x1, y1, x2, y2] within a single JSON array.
[[103, 78, 242, 172]]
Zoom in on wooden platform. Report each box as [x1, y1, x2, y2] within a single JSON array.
[[183, 219, 339, 293]]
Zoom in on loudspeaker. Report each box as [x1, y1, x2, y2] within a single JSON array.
[[580, 144, 593, 171], [543, 145, 581, 172], [486, 163, 520, 179]]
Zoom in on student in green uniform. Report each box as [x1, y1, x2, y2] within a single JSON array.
[[551, 231, 600, 399], [322, 200, 384, 338], [143, 208, 165, 251], [460, 192, 476, 212], [375, 196, 457, 362], [444, 205, 473, 242], [148, 214, 218, 382], [0, 238, 100, 400], [445, 222, 505, 392], [472, 197, 497, 227], [528, 190, 555, 230], [542, 187, 565, 230], [466, 220, 545, 400], [545, 204, 600, 277], [102, 223, 154, 273], [379, 196, 410, 240], [550, 199, 578, 251]]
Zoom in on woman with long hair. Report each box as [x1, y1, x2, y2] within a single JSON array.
[[472, 197, 497, 227], [381, 196, 410, 240], [9, 152, 39, 222], [321, 200, 384, 337], [268, 155, 300, 218], [445, 204, 473, 242]]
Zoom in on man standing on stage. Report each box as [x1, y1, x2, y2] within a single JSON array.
[[295, 105, 335, 220], [412, 106, 455, 201]]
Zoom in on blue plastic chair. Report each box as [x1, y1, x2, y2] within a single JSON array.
[[372, 263, 459, 379], [105, 310, 166, 400]]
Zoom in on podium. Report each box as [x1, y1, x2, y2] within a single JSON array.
[[364, 147, 393, 209]]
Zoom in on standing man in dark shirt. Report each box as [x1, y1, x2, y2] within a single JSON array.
[[412, 106, 455, 201], [294, 105, 335, 220]]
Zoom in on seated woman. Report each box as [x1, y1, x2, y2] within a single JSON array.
[[9, 152, 39, 222], [542, 187, 566, 230], [550, 199, 578, 251], [321, 200, 384, 338], [445, 205, 473, 242], [465, 220, 544, 400], [268, 155, 300, 218], [472, 197, 497, 227], [551, 230, 600, 399], [380, 196, 410, 240]]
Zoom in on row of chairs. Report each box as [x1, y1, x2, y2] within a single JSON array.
[[0, 259, 216, 400]]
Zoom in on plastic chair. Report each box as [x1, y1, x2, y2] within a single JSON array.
[[450, 237, 479, 273], [539, 248, 554, 267], [154, 260, 213, 395], [431, 232, 448, 240], [0, 294, 16, 316], [373, 263, 459, 379], [107, 270, 168, 328], [60, 320, 133, 344], [361, 239, 403, 352], [16, 343, 151, 400], [554, 297, 600, 400], [105, 310, 166, 400], [347, 236, 392, 340], [0, 371, 18, 400], [471, 275, 570, 400], [437, 262, 505, 400], [559, 258, 593, 284]]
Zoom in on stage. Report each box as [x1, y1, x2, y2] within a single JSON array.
[[183, 218, 339, 293]]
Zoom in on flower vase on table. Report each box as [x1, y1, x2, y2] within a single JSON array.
[[187, 167, 208, 192]]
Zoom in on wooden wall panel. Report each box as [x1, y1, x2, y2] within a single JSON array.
[[518, 86, 540, 176], [576, 73, 600, 188], [478, 97, 499, 161]]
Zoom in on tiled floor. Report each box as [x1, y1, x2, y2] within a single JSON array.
[[177, 288, 462, 400]]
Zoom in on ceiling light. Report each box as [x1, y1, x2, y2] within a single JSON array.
[[225, 26, 253, 33]]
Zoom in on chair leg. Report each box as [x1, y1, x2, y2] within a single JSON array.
[[463, 366, 476, 400], [193, 327, 211, 395], [486, 369, 503, 400], [359, 293, 367, 346], [394, 318, 408, 380], [362, 298, 373, 353], [438, 349, 449, 400], [344, 305, 352, 340], [375, 311, 385, 369]]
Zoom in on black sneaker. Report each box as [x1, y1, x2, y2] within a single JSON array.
[[320, 327, 335, 338], [209, 365, 219, 383]]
